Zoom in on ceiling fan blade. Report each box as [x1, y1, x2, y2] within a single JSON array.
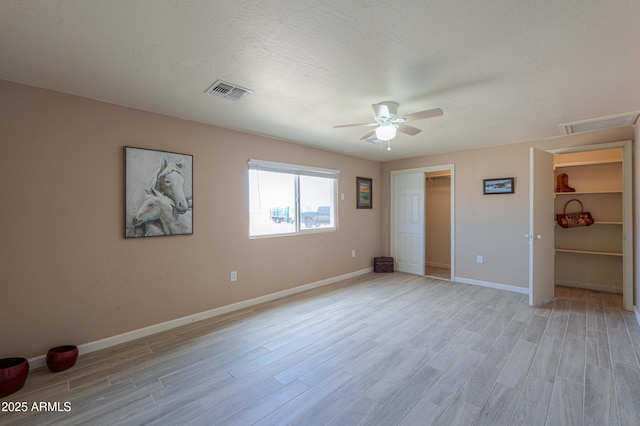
[[372, 101, 399, 120], [359, 129, 377, 141], [372, 104, 391, 120], [397, 124, 422, 136], [333, 122, 377, 128], [400, 107, 444, 122]]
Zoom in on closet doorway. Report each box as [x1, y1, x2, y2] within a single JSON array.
[[529, 140, 633, 310], [425, 171, 452, 280], [550, 141, 633, 311], [391, 165, 454, 280]]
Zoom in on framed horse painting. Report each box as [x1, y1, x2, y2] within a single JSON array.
[[124, 147, 193, 238]]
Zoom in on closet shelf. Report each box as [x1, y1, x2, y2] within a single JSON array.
[[554, 190, 622, 197], [555, 248, 623, 256], [554, 222, 622, 226], [554, 158, 621, 168]]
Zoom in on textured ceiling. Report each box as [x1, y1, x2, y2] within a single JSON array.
[[1, 0, 639, 161]]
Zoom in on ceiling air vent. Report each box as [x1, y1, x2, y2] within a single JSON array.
[[205, 80, 252, 101], [559, 112, 639, 135]]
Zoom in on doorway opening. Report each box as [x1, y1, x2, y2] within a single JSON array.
[[425, 171, 451, 280], [530, 141, 633, 310], [391, 164, 454, 280], [549, 142, 632, 310]]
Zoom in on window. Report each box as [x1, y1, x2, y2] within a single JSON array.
[[248, 159, 339, 237]]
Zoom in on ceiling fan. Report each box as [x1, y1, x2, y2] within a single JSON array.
[[333, 102, 443, 146]]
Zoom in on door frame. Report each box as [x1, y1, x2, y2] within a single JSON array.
[[391, 164, 455, 280], [548, 140, 633, 311]]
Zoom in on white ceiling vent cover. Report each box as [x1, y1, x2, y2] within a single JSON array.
[[559, 112, 639, 135], [205, 80, 252, 101]]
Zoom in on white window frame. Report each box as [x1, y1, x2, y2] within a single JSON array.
[[248, 159, 339, 238]]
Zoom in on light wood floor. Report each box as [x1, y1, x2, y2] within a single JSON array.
[[425, 266, 451, 281], [2, 273, 640, 425]]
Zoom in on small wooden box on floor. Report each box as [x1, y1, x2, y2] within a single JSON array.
[[374, 257, 394, 273]]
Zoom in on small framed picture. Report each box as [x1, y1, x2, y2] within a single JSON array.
[[483, 177, 514, 195], [356, 177, 372, 209]]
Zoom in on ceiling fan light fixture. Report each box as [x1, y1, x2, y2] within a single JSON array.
[[375, 124, 397, 141], [334, 102, 442, 145]]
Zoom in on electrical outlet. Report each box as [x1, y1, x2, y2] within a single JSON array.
[[352, 249, 356, 258], [341, 193, 345, 201], [476, 255, 483, 264], [230, 271, 237, 282]]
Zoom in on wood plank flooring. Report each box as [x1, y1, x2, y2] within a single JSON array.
[[2, 273, 640, 425], [424, 266, 450, 280]]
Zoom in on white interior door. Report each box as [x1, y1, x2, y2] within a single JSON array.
[[392, 172, 425, 275], [529, 147, 555, 306]]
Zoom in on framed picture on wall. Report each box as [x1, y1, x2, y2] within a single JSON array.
[[483, 177, 514, 195], [124, 147, 193, 237], [356, 176, 373, 209]]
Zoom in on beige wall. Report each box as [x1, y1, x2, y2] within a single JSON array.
[[0, 80, 383, 358], [381, 127, 635, 290], [2, 78, 636, 359], [425, 176, 451, 268]]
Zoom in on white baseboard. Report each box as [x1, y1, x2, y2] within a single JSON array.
[[555, 279, 623, 294], [454, 276, 530, 295], [634, 305, 640, 327], [28, 268, 373, 369]]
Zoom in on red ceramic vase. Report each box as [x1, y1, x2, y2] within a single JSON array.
[[0, 357, 29, 398], [46, 345, 78, 373]]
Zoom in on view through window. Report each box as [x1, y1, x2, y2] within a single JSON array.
[[248, 160, 339, 237]]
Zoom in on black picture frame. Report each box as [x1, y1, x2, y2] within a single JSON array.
[[124, 146, 193, 237], [357, 177, 373, 209], [483, 177, 514, 195]]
